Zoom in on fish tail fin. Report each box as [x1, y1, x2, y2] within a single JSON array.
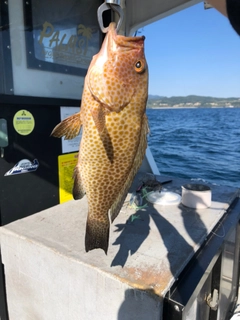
[[51, 112, 82, 140], [85, 215, 110, 255]]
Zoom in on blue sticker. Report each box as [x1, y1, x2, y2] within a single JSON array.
[[4, 159, 39, 176]]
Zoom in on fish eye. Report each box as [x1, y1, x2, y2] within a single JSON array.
[[134, 60, 145, 73]]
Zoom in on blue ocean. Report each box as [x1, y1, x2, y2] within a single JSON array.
[[147, 108, 240, 188]]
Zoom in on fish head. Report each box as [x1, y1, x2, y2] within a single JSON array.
[[88, 23, 148, 113]]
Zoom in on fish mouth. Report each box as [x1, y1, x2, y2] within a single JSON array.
[[108, 22, 145, 51], [95, 23, 145, 65]]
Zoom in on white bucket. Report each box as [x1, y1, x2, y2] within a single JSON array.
[[181, 184, 211, 209]]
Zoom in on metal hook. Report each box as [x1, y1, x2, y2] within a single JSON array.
[[97, 1, 124, 33]]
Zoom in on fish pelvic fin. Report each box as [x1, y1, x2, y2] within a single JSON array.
[[51, 112, 82, 140], [90, 104, 106, 134], [72, 165, 85, 200], [90, 106, 114, 162], [85, 215, 110, 254], [110, 114, 149, 222]]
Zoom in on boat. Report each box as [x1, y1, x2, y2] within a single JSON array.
[[0, 1, 239, 320]]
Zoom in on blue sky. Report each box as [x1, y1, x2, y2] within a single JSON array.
[[142, 3, 240, 98]]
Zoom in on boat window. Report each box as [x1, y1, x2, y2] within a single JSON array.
[[1, 0, 102, 99]]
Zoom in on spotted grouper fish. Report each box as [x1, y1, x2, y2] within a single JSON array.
[[51, 22, 148, 254]]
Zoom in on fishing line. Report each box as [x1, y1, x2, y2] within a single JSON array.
[[211, 224, 226, 238]]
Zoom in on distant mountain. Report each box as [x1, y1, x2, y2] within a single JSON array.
[[147, 95, 240, 108], [148, 94, 165, 100]]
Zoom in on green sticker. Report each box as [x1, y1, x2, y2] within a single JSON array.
[[13, 110, 35, 136]]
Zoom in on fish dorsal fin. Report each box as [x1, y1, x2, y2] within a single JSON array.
[[110, 114, 149, 222], [88, 66, 134, 112], [51, 112, 82, 140]]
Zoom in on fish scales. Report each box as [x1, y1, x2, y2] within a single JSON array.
[[51, 23, 149, 254]]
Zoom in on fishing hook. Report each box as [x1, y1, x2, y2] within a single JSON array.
[[97, 0, 124, 33]]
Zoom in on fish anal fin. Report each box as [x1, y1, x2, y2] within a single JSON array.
[[110, 114, 149, 222], [72, 166, 85, 200], [110, 186, 129, 223], [85, 215, 110, 254], [90, 105, 106, 133], [51, 112, 82, 140]]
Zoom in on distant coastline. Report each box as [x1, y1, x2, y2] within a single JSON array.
[[147, 95, 240, 109]]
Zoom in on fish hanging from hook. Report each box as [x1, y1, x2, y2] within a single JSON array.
[[97, 0, 124, 33]]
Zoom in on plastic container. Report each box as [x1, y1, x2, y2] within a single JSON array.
[[147, 191, 181, 206], [181, 184, 211, 209]]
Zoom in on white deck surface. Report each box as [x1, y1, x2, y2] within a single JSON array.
[[1, 173, 239, 320]]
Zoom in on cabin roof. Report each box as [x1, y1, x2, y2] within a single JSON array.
[[124, 0, 202, 35]]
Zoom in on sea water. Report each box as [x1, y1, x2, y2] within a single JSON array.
[[147, 107, 240, 188]]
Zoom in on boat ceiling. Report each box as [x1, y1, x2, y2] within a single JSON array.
[[124, 0, 202, 35]]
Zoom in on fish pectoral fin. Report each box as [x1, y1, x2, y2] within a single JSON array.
[[51, 112, 82, 140], [72, 166, 85, 200], [88, 66, 134, 112], [110, 114, 149, 222], [85, 215, 110, 254], [90, 105, 106, 133]]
